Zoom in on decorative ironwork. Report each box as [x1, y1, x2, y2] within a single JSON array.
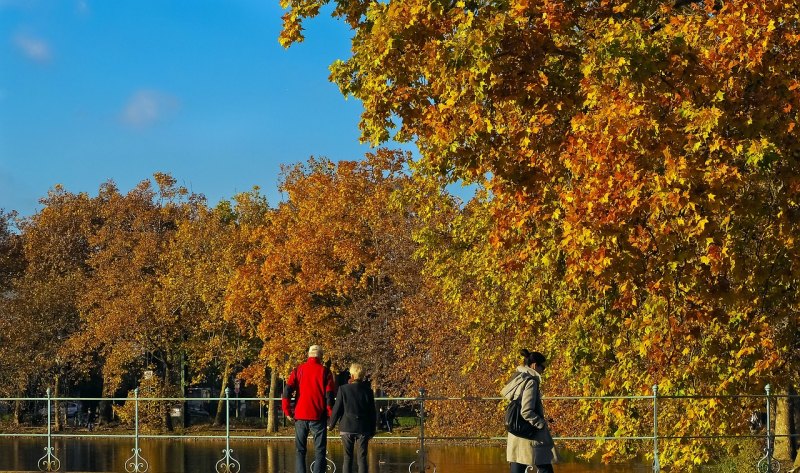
[[37, 446, 60, 472], [124, 388, 149, 473], [216, 388, 242, 473], [37, 388, 60, 472], [309, 456, 336, 472], [408, 389, 436, 473], [756, 385, 781, 473], [215, 448, 242, 473], [408, 450, 436, 473], [652, 385, 660, 473], [124, 448, 150, 473], [0, 387, 789, 472], [756, 457, 781, 473]]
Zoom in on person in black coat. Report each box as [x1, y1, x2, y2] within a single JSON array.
[[328, 363, 377, 473]]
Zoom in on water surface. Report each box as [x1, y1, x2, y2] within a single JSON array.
[[0, 437, 647, 472]]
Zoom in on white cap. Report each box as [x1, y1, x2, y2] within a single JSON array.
[[308, 345, 323, 358]]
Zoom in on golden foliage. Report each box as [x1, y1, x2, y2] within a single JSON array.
[[280, 0, 800, 466]]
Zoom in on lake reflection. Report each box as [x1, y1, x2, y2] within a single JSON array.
[[0, 438, 646, 472]]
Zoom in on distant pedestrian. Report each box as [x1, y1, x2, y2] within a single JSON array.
[[378, 404, 395, 432], [86, 408, 95, 432], [385, 404, 396, 432], [282, 345, 337, 473], [501, 349, 557, 473], [329, 363, 377, 473]]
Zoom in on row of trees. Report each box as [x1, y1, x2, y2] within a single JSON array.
[[0, 146, 797, 466], [0, 152, 485, 432], [1, 0, 800, 467]]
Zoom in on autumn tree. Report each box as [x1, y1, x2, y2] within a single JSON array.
[[389, 168, 519, 436], [280, 0, 800, 466], [225, 217, 283, 428], [79, 175, 202, 430], [1, 190, 97, 430], [228, 151, 420, 396], [161, 190, 268, 427], [0, 210, 25, 422]]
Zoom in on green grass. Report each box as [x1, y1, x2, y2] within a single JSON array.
[[698, 439, 762, 473]]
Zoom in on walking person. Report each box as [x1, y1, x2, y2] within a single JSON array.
[[501, 349, 557, 473], [328, 363, 377, 473], [86, 407, 95, 432], [282, 345, 337, 473]]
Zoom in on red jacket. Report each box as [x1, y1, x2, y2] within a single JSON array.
[[282, 357, 336, 421]]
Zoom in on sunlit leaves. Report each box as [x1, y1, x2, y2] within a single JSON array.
[[281, 0, 800, 466], [80, 176, 202, 398], [227, 151, 417, 389]]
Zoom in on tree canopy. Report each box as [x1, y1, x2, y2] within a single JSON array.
[[279, 0, 800, 466]]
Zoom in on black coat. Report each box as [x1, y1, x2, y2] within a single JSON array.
[[329, 381, 377, 435]]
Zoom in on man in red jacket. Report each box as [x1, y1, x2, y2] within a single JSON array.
[[283, 344, 337, 473]]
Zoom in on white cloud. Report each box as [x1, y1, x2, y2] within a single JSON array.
[[121, 90, 180, 128], [75, 0, 89, 15], [13, 33, 51, 63]]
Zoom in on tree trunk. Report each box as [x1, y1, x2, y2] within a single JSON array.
[[162, 357, 173, 432], [13, 396, 21, 426], [181, 350, 189, 428], [214, 362, 230, 427], [266, 365, 278, 433], [776, 387, 794, 463], [53, 374, 62, 432], [791, 386, 800, 467], [98, 375, 112, 425]]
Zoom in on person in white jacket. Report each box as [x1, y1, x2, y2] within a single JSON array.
[[500, 349, 557, 473]]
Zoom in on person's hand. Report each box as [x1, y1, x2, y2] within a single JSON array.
[[287, 416, 294, 422]]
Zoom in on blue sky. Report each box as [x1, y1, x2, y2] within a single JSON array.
[[0, 0, 374, 216]]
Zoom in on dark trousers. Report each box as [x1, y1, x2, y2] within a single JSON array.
[[341, 433, 370, 473], [510, 461, 554, 473], [294, 420, 327, 473]]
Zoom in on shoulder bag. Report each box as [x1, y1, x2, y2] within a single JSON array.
[[504, 378, 539, 440]]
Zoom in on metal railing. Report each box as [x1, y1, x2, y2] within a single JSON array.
[[0, 385, 793, 473]]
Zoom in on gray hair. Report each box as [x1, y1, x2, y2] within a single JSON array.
[[349, 363, 364, 381]]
